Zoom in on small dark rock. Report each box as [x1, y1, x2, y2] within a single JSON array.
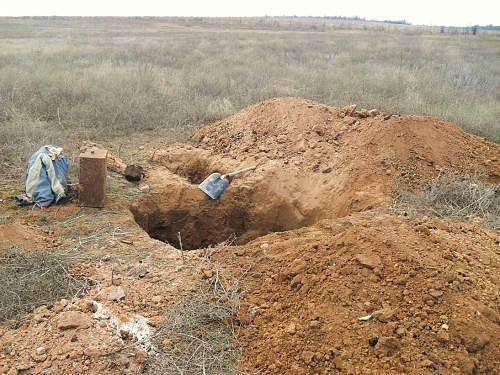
[[322, 167, 333, 174], [124, 164, 144, 182], [369, 336, 379, 347], [312, 163, 320, 172]]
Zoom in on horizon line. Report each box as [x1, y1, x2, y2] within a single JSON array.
[[1, 15, 498, 28]]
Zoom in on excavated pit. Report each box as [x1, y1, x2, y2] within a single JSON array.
[[129, 181, 310, 250], [130, 97, 500, 251]]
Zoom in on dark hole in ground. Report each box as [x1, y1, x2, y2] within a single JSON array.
[[131, 198, 250, 250], [130, 182, 308, 250], [150, 205, 249, 250]]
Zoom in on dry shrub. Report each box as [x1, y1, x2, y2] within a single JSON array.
[[0, 247, 95, 322], [396, 174, 500, 228], [144, 263, 245, 375], [144, 296, 239, 375]]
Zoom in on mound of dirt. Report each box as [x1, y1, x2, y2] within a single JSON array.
[[131, 97, 499, 249], [214, 212, 500, 374], [194, 97, 499, 188]]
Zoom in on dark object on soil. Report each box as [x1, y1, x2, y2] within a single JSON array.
[[15, 194, 33, 206], [369, 336, 379, 347], [322, 167, 332, 174], [124, 164, 144, 182], [79, 147, 107, 208], [199, 166, 256, 200]]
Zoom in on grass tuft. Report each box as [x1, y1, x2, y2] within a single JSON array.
[[0, 247, 95, 322], [396, 174, 500, 228], [144, 262, 245, 375]]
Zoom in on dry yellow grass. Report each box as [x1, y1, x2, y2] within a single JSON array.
[[0, 17, 499, 174]]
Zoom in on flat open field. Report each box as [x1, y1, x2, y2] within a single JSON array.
[[1, 17, 499, 180]]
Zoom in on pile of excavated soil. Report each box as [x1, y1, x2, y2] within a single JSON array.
[[194, 97, 499, 187], [131, 97, 499, 249], [214, 212, 499, 374], [130, 97, 500, 374]]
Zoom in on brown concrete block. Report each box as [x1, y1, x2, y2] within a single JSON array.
[[79, 147, 107, 207]]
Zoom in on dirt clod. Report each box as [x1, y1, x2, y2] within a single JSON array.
[[377, 337, 400, 356], [355, 253, 383, 270], [124, 164, 144, 181], [57, 311, 92, 330]]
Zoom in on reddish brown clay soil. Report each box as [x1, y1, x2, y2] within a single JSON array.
[[215, 213, 499, 374], [131, 97, 499, 374], [0, 224, 46, 250], [0, 207, 206, 375]]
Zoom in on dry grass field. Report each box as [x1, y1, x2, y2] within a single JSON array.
[[0, 17, 499, 178]]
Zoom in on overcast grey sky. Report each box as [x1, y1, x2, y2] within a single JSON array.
[[3, 0, 500, 26]]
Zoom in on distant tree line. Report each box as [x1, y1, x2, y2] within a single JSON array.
[[292, 15, 410, 25], [382, 19, 411, 25], [478, 24, 500, 30], [439, 25, 488, 35]]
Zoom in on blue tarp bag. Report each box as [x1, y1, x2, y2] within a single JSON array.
[[23, 145, 69, 207]]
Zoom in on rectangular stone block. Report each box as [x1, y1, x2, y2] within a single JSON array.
[[79, 148, 107, 207]]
